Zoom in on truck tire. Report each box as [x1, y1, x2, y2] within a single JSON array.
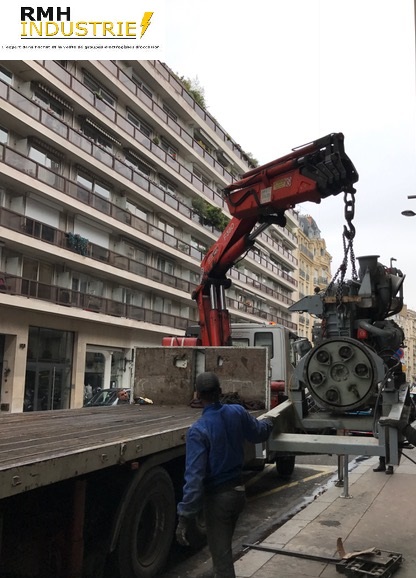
[[275, 456, 295, 477], [116, 466, 176, 578]]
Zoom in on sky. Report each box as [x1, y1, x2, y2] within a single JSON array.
[[164, 0, 416, 309]]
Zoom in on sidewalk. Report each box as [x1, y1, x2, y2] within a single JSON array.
[[235, 454, 416, 577]]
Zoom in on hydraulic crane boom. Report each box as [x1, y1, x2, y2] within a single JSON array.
[[192, 133, 359, 347]]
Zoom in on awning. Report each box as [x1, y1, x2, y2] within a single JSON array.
[[194, 127, 217, 150], [124, 148, 155, 170], [83, 117, 122, 146], [35, 82, 73, 111], [29, 136, 65, 158], [216, 148, 234, 166]]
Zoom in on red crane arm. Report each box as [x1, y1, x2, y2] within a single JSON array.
[[192, 133, 358, 347]]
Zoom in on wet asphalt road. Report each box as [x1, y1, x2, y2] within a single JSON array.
[[159, 454, 362, 578]]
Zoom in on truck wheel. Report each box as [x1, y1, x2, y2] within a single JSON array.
[[275, 456, 295, 477], [116, 467, 176, 578]]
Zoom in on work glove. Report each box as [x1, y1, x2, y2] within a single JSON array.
[[258, 415, 274, 429], [176, 516, 190, 546]]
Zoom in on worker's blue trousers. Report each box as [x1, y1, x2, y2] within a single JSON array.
[[203, 486, 246, 578]]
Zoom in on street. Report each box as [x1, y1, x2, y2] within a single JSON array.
[[159, 454, 365, 578]]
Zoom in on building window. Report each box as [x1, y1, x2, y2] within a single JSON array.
[[126, 201, 148, 221], [159, 177, 176, 195], [0, 126, 8, 144], [25, 327, 73, 411], [153, 296, 172, 314], [77, 170, 112, 199], [158, 218, 175, 237], [194, 129, 214, 154], [157, 256, 175, 275], [125, 152, 153, 178], [191, 237, 208, 253], [81, 122, 113, 151], [33, 87, 64, 117], [25, 218, 55, 243], [153, 296, 163, 312], [124, 289, 145, 307], [132, 73, 153, 99], [126, 244, 147, 264], [72, 275, 103, 296], [126, 109, 153, 138], [193, 165, 211, 186], [83, 71, 116, 107], [54, 60, 67, 69], [160, 138, 178, 159], [163, 103, 177, 122], [190, 271, 200, 284], [0, 65, 12, 85], [29, 143, 61, 172]]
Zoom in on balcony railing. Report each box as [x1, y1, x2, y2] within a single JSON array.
[[0, 77, 297, 264], [0, 142, 298, 289], [0, 207, 298, 327], [0, 272, 194, 329], [0, 76, 229, 212], [0, 270, 297, 330], [146, 61, 260, 168], [249, 251, 297, 287], [228, 295, 297, 331], [40, 60, 239, 185], [0, 143, 206, 259], [0, 207, 195, 295], [229, 268, 295, 307], [41, 59, 253, 171], [32, 62, 235, 205]]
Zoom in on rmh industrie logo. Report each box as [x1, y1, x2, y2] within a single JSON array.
[[1, 1, 165, 59]]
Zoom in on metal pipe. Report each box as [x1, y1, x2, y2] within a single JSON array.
[[242, 543, 338, 564], [341, 455, 351, 499], [358, 320, 394, 337], [335, 455, 344, 487]]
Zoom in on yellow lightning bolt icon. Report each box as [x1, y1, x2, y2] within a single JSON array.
[[140, 12, 153, 38]]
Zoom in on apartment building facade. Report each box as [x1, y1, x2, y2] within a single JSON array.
[[394, 305, 416, 385], [0, 60, 299, 412], [295, 214, 332, 342]]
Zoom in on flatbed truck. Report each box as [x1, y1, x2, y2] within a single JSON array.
[[0, 346, 269, 578]]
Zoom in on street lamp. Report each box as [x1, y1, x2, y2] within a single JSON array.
[[401, 195, 416, 216], [401, 195, 416, 217]]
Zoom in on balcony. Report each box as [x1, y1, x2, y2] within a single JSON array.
[[0, 144, 209, 262], [94, 60, 253, 175], [229, 268, 295, 307], [0, 78, 230, 212], [228, 295, 297, 331], [0, 271, 193, 330], [145, 61, 258, 169], [36, 60, 237, 190], [0, 207, 196, 295], [0, 81, 299, 269], [248, 250, 297, 288]]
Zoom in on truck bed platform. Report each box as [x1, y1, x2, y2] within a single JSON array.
[[0, 405, 200, 500]]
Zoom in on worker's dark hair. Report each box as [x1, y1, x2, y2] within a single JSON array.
[[195, 372, 220, 393]]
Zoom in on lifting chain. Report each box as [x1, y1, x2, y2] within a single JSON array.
[[324, 187, 357, 304]]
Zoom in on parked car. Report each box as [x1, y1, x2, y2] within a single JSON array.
[[84, 388, 131, 407]]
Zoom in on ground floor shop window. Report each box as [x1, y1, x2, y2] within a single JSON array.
[[24, 327, 73, 411], [83, 349, 130, 405]]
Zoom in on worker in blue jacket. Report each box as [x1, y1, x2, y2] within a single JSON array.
[[176, 371, 273, 578]]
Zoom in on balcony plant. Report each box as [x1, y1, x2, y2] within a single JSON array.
[[191, 198, 229, 231], [66, 233, 89, 256]]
